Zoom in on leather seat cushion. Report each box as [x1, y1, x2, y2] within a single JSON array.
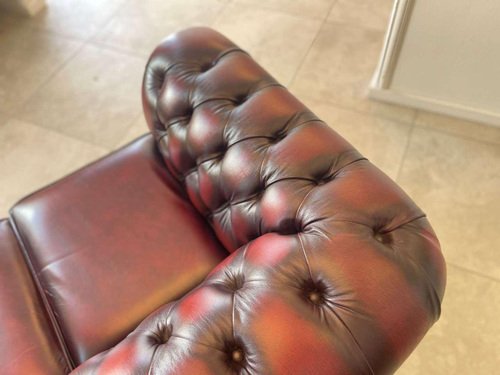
[[0, 219, 70, 374], [9, 135, 228, 366]]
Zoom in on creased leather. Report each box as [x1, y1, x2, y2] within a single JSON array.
[[72, 27, 446, 375]]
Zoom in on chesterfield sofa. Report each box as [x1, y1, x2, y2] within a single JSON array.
[[0, 28, 446, 375]]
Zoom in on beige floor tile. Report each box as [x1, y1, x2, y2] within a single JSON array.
[[397, 265, 500, 375], [328, 0, 394, 31], [0, 111, 8, 127], [114, 115, 149, 149], [0, 26, 81, 113], [398, 127, 500, 280], [0, 119, 107, 216], [19, 44, 144, 149], [302, 98, 411, 179], [415, 110, 500, 146], [93, 0, 228, 57], [290, 22, 416, 123], [0, 11, 22, 31], [27, 0, 126, 40], [213, 4, 322, 86], [233, 0, 334, 19]]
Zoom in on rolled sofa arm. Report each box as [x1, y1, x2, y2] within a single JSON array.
[[72, 27, 446, 374], [73, 219, 443, 374]]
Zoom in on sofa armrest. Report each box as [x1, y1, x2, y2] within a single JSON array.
[[69, 27, 446, 375], [72, 208, 443, 375]]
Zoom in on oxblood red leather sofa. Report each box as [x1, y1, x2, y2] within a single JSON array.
[[0, 28, 446, 374]]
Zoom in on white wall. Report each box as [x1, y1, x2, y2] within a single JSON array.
[[371, 0, 500, 127]]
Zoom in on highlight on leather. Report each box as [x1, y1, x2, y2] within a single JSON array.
[[73, 27, 446, 375]]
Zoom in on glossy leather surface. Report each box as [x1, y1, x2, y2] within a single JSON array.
[[73, 28, 446, 374], [10, 135, 228, 366], [0, 219, 69, 374]]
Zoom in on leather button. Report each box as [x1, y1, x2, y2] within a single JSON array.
[[301, 279, 326, 305], [225, 273, 244, 292], [308, 291, 322, 304], [231, 349, 244, 363], [153, 324, 172, 345], [374, 230, 392, 245]]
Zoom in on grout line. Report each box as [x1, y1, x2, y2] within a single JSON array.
[[325, 0, 340, 21], [84, 0, 149, 60], [414, 122, 500, 148], [21, 111, 138, 152], [15, 41, 88, 113], [9, 1, 143, 152], [287, 0, 340, 88], [3, 0, 132, 117], [211, 0, 233, 25], [21, 0, 128, 45], [28, 27, 88, 44], [82, 0, 130, 44], [85, 39, 148, 60], [13, 10, 118, 109], [409, 104, 419, 123], [298, 94, 416, 126], [394, 114, 416, 183], [229, 0, 328, 21], [322, 18, 392, 34], [447, 262, 500, 284], [7, 118, 110, 152]]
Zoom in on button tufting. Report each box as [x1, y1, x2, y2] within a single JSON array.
[[225, 273, 245, 292], [199, 62, 213, 72], [301, 279, 326, 305], [308, 291, 322, 304], [374, 231, 393, 245], [233, 94, 248, 105], [316, 174, 333, 186], [231, 349, 244, 363], [224, 341, 246, 368], [295, 219, 305, 234], [153, 68, 167, 91], [153, 324, 172, 345], [271, 129, 287, 143]]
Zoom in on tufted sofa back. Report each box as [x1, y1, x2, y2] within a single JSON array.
[[142, 28, 368, 252], [74, 28, 446, 374]]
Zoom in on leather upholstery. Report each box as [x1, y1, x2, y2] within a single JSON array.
[[73, 28, 446, 374], [0, 219, 69, 374], [10, 135, 228, 366]]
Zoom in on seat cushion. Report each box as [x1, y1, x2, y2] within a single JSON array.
[[9, 135, 228, 366], [0, 219, 70, 374]]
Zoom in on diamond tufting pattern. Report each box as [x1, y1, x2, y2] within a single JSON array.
[[72, 27, 446, 375]]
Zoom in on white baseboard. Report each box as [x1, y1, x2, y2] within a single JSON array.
[[368, 86, 500, 128]]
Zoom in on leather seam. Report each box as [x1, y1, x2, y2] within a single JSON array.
[[213, 47, 250, 65], [323, 302, 375, 375], [192, 82, 284, 110], [8, 214, 75, 371]]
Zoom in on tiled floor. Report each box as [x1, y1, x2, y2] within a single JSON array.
[[1, 1, 499, 373]]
